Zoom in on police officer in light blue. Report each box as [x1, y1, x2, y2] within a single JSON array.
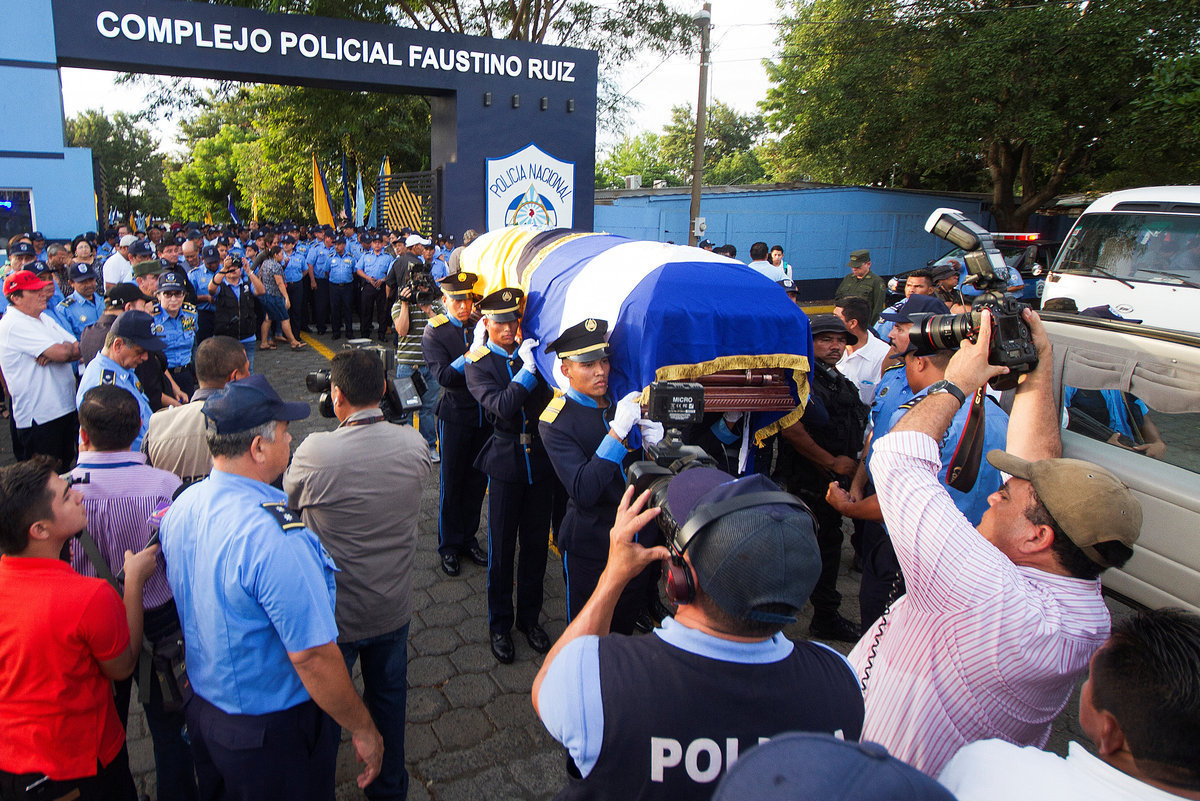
[[153, 271, 199, 398], [56, 263, 105, 339], [326, 236, 356, 340], [306, 228, 334, 334], [341, 222, 364, 260], [355, 234, 392, 341], [76, 310, 164, 452], [159, 374, 383, 799], [189, 245, 222, 344]]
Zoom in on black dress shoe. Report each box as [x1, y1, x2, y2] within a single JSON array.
[[517, 622, 551, 654], [808, 612, 862, 643], [440, 553, 460, 577], [467, 545, 488, 567], [491, 631, 515, 664]]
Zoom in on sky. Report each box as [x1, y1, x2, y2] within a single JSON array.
[[58, 0, 785, 157]]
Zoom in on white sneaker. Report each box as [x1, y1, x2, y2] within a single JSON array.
[[429, 448, 441, 463]]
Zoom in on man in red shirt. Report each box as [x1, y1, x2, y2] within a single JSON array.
[[0, 456, 159, 801]]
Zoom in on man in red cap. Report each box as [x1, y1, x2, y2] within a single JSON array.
[[0, 270, 81, 468]]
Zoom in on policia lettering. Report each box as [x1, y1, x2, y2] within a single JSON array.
[[650, 736, 770, 783]]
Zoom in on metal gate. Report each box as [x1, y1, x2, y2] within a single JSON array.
[[376, 168, 442, 236]]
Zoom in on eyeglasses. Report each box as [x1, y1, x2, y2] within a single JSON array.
[[160, 291, 185, 298]]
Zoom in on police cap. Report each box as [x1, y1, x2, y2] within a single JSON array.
[[157, 271, 188, 292], [203, 375, 310, 435], [544, 318, 609, 362], [438, 271, 478, 299], [478, 288, 523, 322], [201, 245, 221, 264], [68, 262, 99, 282]]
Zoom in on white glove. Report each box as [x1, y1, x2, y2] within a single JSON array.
[[723, 411, 743, 426], [610, 391, 643, 439], [637, 418, 665, 447], [517, 337, 539, 368], [472, 318, 487, 349]]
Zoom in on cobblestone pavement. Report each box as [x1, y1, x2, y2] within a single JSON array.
[[1, 330, 1125, 800]]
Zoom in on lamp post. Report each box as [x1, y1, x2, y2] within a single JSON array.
[[688, 3, 711, 247]]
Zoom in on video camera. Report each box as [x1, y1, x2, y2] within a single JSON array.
[[625, 382, 718, 542], [305, 340, 427, 423], [909, 208, 1038, 390], [404, 261, 439, 304]]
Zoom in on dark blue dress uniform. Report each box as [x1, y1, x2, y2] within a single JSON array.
[[421, 272, 490, 568], [464, 289, 553, 662]]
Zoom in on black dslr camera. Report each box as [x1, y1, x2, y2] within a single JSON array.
[[908, 208, 1038, 390], [625, 382, 718, 539], [305, 341, 426, 423]]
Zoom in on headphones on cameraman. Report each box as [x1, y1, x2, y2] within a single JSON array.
[[664, 490, 815, 608]]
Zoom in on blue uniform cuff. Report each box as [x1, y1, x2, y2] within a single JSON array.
[[514, 366, 537, 390], [451, 355, 467, 373], [712, 418, 739, 445], [595, 434, 625, 464]]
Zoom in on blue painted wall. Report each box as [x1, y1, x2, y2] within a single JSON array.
[[0, 0, 99, 239], [595, 186, 989, 297]]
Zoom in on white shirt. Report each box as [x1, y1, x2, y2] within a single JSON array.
[[939, 740, 1186, 801], [849, 431, 1111, 776], [102, 251, 133, 286], [837, 333, 890, 405], [0, 307, 78, 427]]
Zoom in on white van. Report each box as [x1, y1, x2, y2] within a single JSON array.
[[1041, 186, 1200, 331]]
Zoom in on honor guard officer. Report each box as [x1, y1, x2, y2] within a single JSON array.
[[76, 310, 164, 453], [57, 263, 105, 338], [465, 288, 554, 664], [539, 318, 666, 634], [327, 237, 356, 340], [422, 272, 491, 577], [153, 272, 199, 398], [356, 234, 392, 341], [160, 376, 383, 799]]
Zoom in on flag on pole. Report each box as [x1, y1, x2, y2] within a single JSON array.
[[355, 170, 365, 227], [203, 211, 213, 226], [227, 194, 241, 225], [251, 193, 259, 223], [312, 154, 336, 226], [367, 156, 390, 228], [341, 153, 353, 221]]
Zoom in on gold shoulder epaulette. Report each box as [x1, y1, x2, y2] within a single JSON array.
[[466, 345, 490, 363], [540, 396, 566, 424], [428, 314, 449, 328]]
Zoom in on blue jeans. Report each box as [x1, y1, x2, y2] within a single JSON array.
[[242, 337, 257, 373], [395, 363, 439, 448], [338, 624, 410, 801]]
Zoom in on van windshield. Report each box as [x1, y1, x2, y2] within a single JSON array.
[[1055, 213, 1200, 287]]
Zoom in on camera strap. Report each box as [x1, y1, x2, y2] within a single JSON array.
[[947, 388, 986, 492]]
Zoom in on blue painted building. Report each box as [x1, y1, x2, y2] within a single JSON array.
[[596, 184, 1008, 297], [0, 0, 99, 242]]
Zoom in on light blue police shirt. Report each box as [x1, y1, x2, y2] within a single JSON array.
[[76, 352, 154, 452], [160, 469, 339, 715]]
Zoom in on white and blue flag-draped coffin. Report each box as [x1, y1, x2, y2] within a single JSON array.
[[460, 227, 813, 445]]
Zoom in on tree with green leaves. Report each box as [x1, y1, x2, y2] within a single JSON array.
[[660, 101, 768, 185], [595, 132, 679, 188], [64, 110, 171, 220], [763, 0, 1200, 229]]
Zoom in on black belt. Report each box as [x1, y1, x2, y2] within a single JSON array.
[[493, 431, 538, 445]]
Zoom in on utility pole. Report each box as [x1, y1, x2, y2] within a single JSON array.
[[688, 3, 711, 247]]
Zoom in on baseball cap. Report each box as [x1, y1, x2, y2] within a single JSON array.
[[405, 234, 431, 248], [712, 733, 956, 801], [200, 245, 220, 264], [985, 450, 1141, 566], [129, 240, 154, 258], [111, 310, 166, 351], [809, 313, 852, 340], [280, 234, 296, 245], [157, 271, 188, 292], [68, 262, 99, 282], [698, 239, 714, 249], [119, 234, 139, 248], [664, 468, 821, 623], [9, 241, 36, 258], [104, 282, 155, 309], [880, 294, 950, 323], [30, 231, 45, 242], [333, 235, 346, 245], [203, 374, 310, 435], [132, 259, 163, 278], [3, 270, 51, 296], [930, 262, 959, 282], [1081, 305, 1142, 324]]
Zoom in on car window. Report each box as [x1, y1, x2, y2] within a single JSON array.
[[1064, 388, 1200, 475]]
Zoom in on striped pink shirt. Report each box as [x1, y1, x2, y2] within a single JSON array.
[[68, 450, 182, 609], [849, 430, 1110, 776]]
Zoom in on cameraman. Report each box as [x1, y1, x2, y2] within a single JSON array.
[[284, 349, 431, 801], [390, 269, 442, 458], [849, 308, 1141, 775], [533, 473, 863, 801]]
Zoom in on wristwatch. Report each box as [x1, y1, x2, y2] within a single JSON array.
[[925, 379, 967, 406]]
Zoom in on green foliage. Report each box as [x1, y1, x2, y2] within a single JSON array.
[[595, 132, 679, 188], [763, 0, 1200, 228], [64, 110, 171, 219], [660, 101, 768, 185], [164, 85, 430, 222]]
